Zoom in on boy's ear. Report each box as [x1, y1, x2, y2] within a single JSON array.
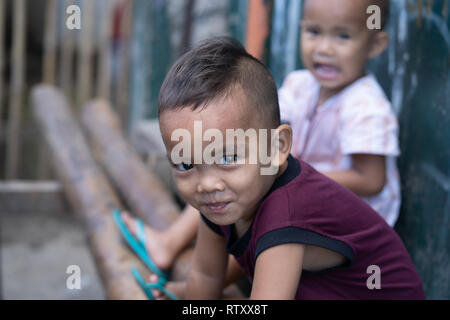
[[271, 124, 292, 168], [368, 31, 389, 59]]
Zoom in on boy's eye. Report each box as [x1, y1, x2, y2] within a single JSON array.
[[175, 162, 194, 171], [220, 155, 238, 165]]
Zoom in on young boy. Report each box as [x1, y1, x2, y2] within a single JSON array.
[[119, 0, 407, 297], [279, 0, 400, 226], [141, 36, 425, 299]]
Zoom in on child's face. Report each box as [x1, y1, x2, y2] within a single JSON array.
[[159, 91, 280, 226], [301, 0, 380, 91]]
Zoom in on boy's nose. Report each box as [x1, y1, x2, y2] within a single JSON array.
[[196, 172, 225, 194]]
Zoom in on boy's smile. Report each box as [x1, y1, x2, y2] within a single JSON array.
[[301, 0, 386, 98], [159, 89, 286, 228]]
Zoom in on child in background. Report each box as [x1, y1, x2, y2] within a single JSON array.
[[146, 36, 424, 299], [279, 0, 400, 226]]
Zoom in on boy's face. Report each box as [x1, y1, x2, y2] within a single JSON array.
[[301, 0, 383, 91], [159, 91, 281, 226]]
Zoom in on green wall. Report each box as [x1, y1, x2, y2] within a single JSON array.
[[388, 0, 449, 300]]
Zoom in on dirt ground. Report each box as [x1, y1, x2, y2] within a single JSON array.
[[1, 209, 104, 299]]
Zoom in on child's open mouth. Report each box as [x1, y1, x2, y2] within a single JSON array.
[[314, 63, 340, 81], [205, 202, 230, 213]]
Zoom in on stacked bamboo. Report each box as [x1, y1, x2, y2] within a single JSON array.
[[31, 85, 147, 299], [32, 84, 197, 298]]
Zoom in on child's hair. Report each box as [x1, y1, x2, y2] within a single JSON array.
[[158, 36, 280, 128]]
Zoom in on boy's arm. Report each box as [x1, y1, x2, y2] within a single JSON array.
[[250, 243, 305, 300], [322, 154, 386, 197], [224, 255, 245, 286], [185, 218, 228, 299]]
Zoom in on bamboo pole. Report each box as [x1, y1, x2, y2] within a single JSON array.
[[81, 98, 194, 280], [116, 0, 133, 131], [81, 98, 179, 230], [60, 0, 76, 98], [6, 0, 26, 179], [31, 84, 146, 300], [76, 0, 94, 106], [96, 0, 112, 100], [38, 0, 58, 180]]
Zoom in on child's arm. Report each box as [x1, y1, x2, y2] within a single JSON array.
[[250, 243, 305, 300], [185, 218, 228, 299], [322, 154, 386, 197]]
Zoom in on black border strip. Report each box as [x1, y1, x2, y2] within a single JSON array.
[[255, 227, 354, 273]]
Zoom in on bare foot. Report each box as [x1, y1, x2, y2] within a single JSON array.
[[149, 274, 186, 300], [121, 211, 177, 271]]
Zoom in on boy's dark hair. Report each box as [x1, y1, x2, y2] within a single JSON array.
[[158, 36, 280, 128]]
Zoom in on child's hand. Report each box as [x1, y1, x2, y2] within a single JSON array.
[[323, 154, 386, 197]]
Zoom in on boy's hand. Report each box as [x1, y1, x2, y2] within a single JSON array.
[[185, 219, 228, 299]]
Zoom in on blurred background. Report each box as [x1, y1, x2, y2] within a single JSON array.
[[0, 0, 449, 299]]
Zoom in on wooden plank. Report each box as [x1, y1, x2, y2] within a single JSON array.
[[130, 120, 176, 192], [116, 0, 133, 131], [81, 98, 200, 281], [0, 180, 69, 214], [37, 0, 58, 180], [0, 180, 62, 192], [60, 0, 76, 98], [96, 0, 112, 100], [81, 98, 179, 231], [6, 0, 26, 179], [76, 0, 94, 106], [31, 84, 146, 299]]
